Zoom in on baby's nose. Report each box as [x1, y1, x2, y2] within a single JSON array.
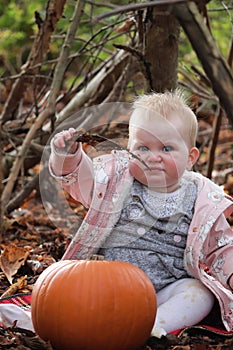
[[147, 152, 162, 162]]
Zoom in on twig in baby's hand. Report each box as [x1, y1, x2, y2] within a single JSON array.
[[71, 129, 151, 170]]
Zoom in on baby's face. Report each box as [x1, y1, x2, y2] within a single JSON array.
[[128, 109, 198, 192]]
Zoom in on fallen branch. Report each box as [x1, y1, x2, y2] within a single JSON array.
[[0, 0, 66, 125], [5, 171, 41, 214], [1, 0, 85, 213]]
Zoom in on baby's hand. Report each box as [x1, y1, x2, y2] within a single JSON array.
[[52, 128, 78, 154], [229, 274, 233, 290]]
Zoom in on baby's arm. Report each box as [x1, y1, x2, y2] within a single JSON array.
[[203, 213, 233, 290], [49, 128, 94, 207]]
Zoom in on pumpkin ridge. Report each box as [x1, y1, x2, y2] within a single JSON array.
[[32, 261, 71, 340], [123, 264, 140, 349], [102, 260, 120, 348], [85, 259, 102, 349], [58, 261, 82, 346], [122, 263, 149, 349]]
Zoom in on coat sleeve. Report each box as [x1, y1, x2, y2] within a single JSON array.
[[203, 213, 233, 290], [49, 140, 94, 208]]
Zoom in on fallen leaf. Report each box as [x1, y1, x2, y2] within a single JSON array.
[[0, 244, 30, 284], [27, 253, 56, 274], [0, 275, 27, 298], [2, 217, 16, 232]]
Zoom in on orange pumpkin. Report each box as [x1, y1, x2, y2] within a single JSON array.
[[31, 256, 157, 350]]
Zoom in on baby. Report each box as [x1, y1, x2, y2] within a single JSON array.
[[49, 90, 233, 336]]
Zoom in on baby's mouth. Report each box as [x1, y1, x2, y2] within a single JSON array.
[[146, 165, 164, 172]]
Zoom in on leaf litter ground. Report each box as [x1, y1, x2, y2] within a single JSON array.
[[1, 119, 233, 349]]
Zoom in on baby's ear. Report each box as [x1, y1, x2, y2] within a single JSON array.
[[187, 147, 199, 170]]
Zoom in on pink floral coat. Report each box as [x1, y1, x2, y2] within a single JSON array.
[[50, 143, 233, 331]]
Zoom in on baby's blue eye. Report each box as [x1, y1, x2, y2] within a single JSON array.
[[138, 145, 149, 151], [163, 145, 173, 152]]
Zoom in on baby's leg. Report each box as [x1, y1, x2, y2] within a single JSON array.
[[152, 278, 214, 337]]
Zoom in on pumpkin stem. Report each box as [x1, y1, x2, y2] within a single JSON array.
[[88, 254, 105, 261]]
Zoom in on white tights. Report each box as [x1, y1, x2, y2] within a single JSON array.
[[152, 278, 215, 337]]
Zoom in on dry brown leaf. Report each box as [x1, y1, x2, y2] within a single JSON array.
[[0, 244, 30, 284], [115, 17, 135, 33], [27, 253, 56, 274], [0, 275, 27, 298], [2, 217, 16, 232]]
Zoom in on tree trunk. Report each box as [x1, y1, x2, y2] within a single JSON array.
[[144, 4, 180, 92]]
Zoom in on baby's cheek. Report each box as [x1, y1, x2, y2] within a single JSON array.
[[167, 159, 181, 177], [129, 160, 140, 177], [129, 160, 147, 184]]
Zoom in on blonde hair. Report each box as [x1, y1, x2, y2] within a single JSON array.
[[129, 90, 198, 148]]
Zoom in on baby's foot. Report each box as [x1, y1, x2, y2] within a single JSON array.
[[151, 326, 167, 338]]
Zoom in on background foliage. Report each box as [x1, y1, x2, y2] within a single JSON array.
[[0, 0, 233, 223], [1, 1, 233, 80]]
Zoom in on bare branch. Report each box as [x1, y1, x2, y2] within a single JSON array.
[[94, 0, 187, 22], [55, 49, 130, 125], [1, 0, 85, 211], [0, 0, 66, 124], [173, 1, 233, 126]]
